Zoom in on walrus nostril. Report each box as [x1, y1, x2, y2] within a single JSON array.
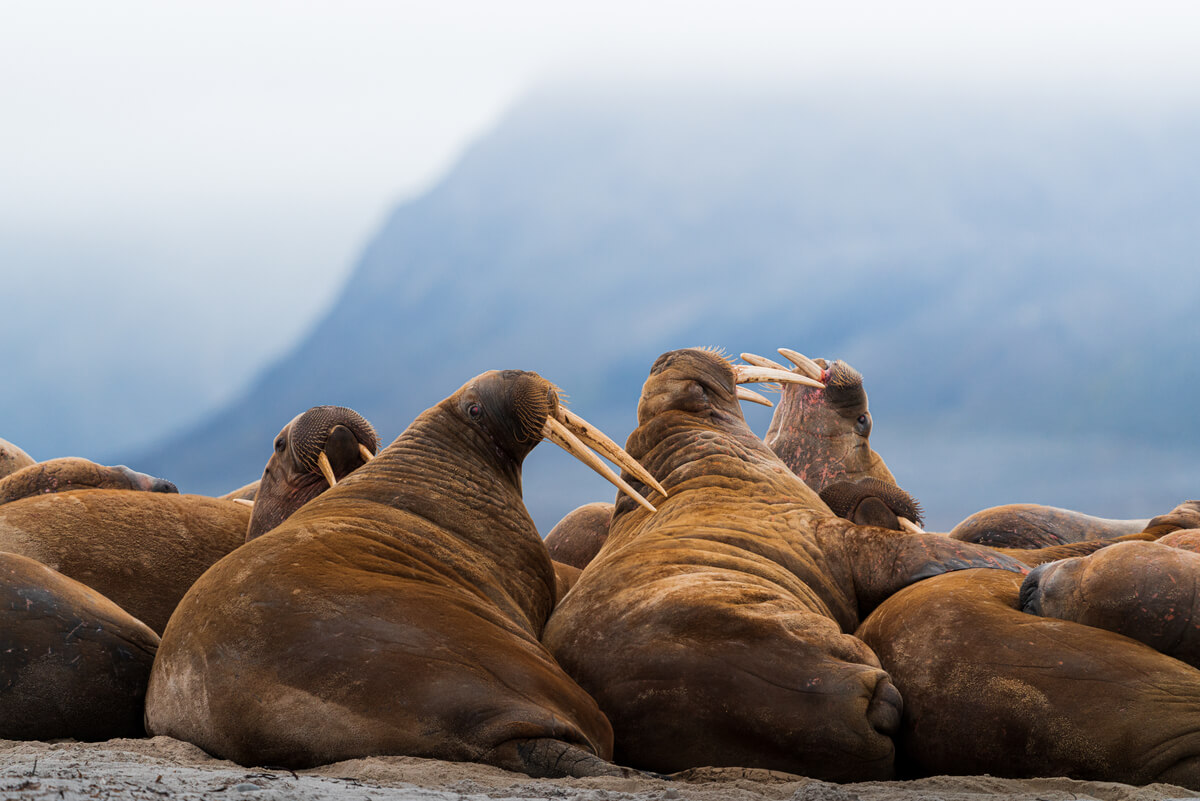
[[1018, 564, 1048, 615], [867, 675, 903, 737]]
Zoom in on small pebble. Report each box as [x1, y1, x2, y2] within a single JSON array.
[[233, 782, 262, 793]]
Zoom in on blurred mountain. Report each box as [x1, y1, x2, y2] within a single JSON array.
[[130, 84, 1200, 531]]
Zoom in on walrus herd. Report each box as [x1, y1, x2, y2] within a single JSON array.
[[2, 348, 1199, 789]]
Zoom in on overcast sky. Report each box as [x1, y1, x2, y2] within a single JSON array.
[[3, 1, 1200, 456]]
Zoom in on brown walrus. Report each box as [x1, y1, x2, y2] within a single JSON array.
[[543, 501, 614, 570], [246, 405, 379, 541], [146, 370, 661, 776], [0, 457, 178, 506], [948, 503, 1152, 548], [0, 551, 159, 740], [543, 348, 1025, 781], [0, 491, 248, 633], [857, 568, 1200, 788], [0, 437, 36, 480], [1020, 533, 1200, 669]]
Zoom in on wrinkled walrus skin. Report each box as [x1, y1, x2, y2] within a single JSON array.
[[1021, 540, 1200, 669], [0, 491, 248, 633], [0, 552, 158, 741], [543, 349, 1025, 781], [146, 371, 619, 776], [948, 503, 1151, 548], [857, 568, 1200, 788]]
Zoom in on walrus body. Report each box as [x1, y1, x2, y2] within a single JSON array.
[[1021, 540, 1200, 669], [0, 552, 158, 740], [857, 568, 1200, 788], [948, 503, 1151, 548], [0, 437, 35, 479], [0, 491, 248, 633], [147, 371, 637, 776], [0, 457, 177, 506], [543, 349, 1024, 781], [544, 501, 613, 570]]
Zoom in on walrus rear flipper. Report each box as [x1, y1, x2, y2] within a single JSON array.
[[494, 738, 646, 779]]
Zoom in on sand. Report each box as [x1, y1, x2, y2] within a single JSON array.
[[1, 738, 1195, 801]]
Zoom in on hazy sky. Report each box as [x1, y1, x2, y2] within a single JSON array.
[[3, 1, 1200, 456]]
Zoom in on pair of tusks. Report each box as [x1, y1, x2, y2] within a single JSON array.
[[735, 349, 826, 407], [316, 443, 377, 489], [543, 408, 666, 513]]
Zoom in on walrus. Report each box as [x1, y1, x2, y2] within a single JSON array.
[[246, 404, 379, 541], [948, 503, 1152, 548], [1020, 537, 1200, 669], [0, 491, 249, 633], [543, 501, 614, 570], [756, 349, 898, 491], [0, 551, 159, 740], [0, 437, 36, 479], [0, 457, 178, 506], [145, 369, 661, 776], [543, 348, 1025, 781], [857, 568, 1200, 788]]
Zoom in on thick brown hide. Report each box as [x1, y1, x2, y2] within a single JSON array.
[[146, 371, 617, 778], [0, 552, 158, 741], [0, 457, 177, 506], [0, 491, 248, 633], [948, 503, 1151, 548], [544, 502, 613, 570], [857, 568, 1200, 788], [0, 437, 35, 479], [1020, 541, 1200, 669], [543, 349, 1024, 782]]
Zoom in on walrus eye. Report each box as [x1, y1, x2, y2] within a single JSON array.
[[468, 403, 483, 420], [274, 437, 286, 454], [855, 414, 871, 436]]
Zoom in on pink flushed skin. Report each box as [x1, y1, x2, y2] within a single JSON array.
[[764, 360, 896, 495]]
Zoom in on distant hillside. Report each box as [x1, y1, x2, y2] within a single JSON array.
[[132, 85, 1200, 531]]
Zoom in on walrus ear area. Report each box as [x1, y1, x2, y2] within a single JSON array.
[[820, 478, 925, 528]]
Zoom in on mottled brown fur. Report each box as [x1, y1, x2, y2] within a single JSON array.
[[0, 457, 177, 506]]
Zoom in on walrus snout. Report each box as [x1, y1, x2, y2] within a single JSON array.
[[866, 673, 903, 737], [116, 465, 179, 494], [1018, 563, 1050, 615]]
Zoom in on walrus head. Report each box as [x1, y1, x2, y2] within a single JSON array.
[[453, 370, 664, 512], [754, 349, 897, 493], [247, 405, 379, 541]]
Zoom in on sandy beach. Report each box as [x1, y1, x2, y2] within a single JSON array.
[[1, 738, 1195, 801]]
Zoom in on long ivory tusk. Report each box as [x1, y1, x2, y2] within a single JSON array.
[[543, 417, 656, 513], [776, 348, 825, 382], [556, 408, 667, 498], [898, 517, 926, 534], [316, 451, 338, 488], [733, 364, 825, 390], [231, 498, 255, 508], [739, 352, 790, 372], [736, 386, 774, 407], [358, 444, 375, 463]]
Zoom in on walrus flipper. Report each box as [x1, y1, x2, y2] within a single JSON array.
[[841, 526, 1027, 614], [498, 738, 646, 779]]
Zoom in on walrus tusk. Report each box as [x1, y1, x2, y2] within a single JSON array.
[[231, 498, 255, 508], [359, 444, 375, 463], [736, 386, 775, 407], [733, 364, 825, 390], [776, 348, 825, 382], [898, 517, 926, 534], [739, 352, 790, 372], [317, 452, 338, 488], [543, 417, 657, 513], [556, 408, 667, 498]]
